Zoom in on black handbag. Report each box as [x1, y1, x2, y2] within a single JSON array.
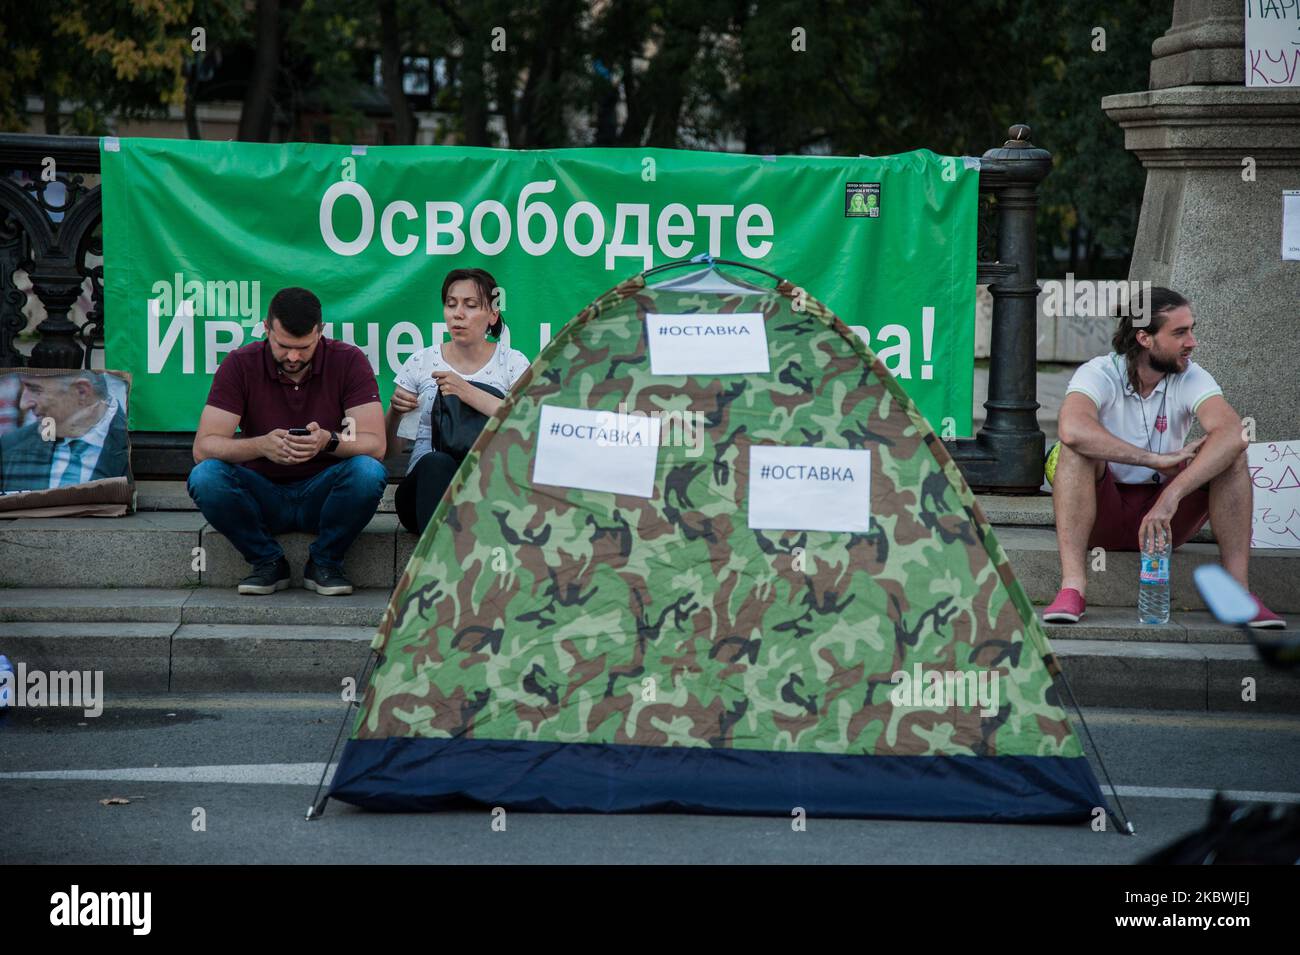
[[429, 380, 506, 461]]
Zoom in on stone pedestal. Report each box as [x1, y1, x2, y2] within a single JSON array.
[[1102, 1, 1300, 441]]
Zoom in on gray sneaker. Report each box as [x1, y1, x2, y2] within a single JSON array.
[[303, 559, 353, 596], [238, 557, 291, 595]]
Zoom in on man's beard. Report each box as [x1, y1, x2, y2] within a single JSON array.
[[1148, 351, 1184, 375]]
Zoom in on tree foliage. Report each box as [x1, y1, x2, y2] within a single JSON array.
[[0, 0, 1174, 270]]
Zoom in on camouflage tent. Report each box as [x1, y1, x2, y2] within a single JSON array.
[[329, 267, 1108, 821]]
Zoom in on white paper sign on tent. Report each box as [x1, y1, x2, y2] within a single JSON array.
[[645, 312, 770, 375], [1248, 440, 1300, 549], [532, 404, 661, 498], [747, 446, 872, 532]]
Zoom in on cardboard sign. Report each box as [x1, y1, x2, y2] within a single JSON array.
[[532, 404, 661, 498], [747, 446, 871, 532], [1249, 440, 1300, 549], [0, 368, 135, 516], [645, 312, 770, 375]]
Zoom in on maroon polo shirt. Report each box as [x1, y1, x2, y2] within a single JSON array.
[[204, 335, 381, 483]]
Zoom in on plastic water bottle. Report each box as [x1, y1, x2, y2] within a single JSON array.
[[1138, 541, 1171, 625]]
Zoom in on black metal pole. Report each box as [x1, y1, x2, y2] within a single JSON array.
[[947, 124, 1050, 493]]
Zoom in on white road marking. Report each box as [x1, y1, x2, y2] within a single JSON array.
[[1, 764, 1297, 804], [1105, 785, 1300, 804], [0, 763, 334, 785]]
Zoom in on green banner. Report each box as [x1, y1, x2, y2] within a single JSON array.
[[101, 138, 977, 433]]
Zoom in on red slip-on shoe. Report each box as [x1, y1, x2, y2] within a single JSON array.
[[1248, 595, 1286, 630], [1043, 588, 1086, 623]]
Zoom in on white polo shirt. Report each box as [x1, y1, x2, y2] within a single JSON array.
[[1065, 353, 1223, 484]]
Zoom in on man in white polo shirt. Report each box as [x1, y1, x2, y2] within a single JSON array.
[[1043, 287, 1284, 628]]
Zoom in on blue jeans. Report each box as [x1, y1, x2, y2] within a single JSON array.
[[187, 457, 388, 570]]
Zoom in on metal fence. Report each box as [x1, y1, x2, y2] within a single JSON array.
[[0, 126, 1049, 491]]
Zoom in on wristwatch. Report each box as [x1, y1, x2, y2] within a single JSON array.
[[325, 430, 340, 454]]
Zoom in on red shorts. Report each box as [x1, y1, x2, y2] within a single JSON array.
[[1086, 465, 1209, 552]]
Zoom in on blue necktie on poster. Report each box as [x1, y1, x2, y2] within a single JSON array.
[[59, 439, 88, 487]]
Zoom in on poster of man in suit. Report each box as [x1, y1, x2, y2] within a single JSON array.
[[0, 369, 131, 493]]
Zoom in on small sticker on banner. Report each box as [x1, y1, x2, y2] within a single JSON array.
[[845, 182, 880, 218], [646, 312, 769, 375], [533, 404, 661, 498], [102, 137, 120, 153], [351, 145, 367, 156], [748, 446, 871, 532]]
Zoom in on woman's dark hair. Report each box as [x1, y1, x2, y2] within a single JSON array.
[[1111, 286, 1189, 391], [267, 287, 323, 337], [442, 268, 503, 339]]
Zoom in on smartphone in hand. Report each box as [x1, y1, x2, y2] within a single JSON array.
[[288, 428, 311, 436]]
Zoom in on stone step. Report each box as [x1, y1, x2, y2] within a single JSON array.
[[5, 590, 1290, 644], [0, 621, 371, 693], [1041, 606, 1296, 644], [1, 621, 1294, 712], [4, 514, 1295, 613], [1049, 639, 1297, 713], [169, 623, 374, 692], [0, 587, 393, 626], [975, 492, 1216, 543], [132, 477, 1229, 546], [200, 515, 406, 588], [0, 622, 176, 692], [5, 595, 1294, 712], [131, 481, 1078, 526], [996, 526, 1299, 613], [134, 480, 400, 514], [0, 513, 418, 589], [130, 483, 1217, 544], [0, 512, 205, 588]]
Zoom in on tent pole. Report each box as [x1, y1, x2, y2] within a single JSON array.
[[1052, 663, 1136, 836], [306, 648, 381, 821], [642, 255, 784, 285]]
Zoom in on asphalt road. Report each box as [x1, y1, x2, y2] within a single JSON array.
[[1, 695, 1296, 864]]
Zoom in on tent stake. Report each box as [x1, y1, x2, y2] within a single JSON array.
[[307, 648, 380, 821], [1051, 660, 1136, 836]]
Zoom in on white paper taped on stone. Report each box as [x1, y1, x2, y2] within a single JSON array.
[[1283, 191, 1300, 261], [1245, 4, 1300, 88], [645, 312, 769, 375], [1248, 440, 1300, 549], [747, 446, 871, 532], [532, 404, 661, 498]]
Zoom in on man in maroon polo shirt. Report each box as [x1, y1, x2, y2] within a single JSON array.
[[187, 287, 387, 596]]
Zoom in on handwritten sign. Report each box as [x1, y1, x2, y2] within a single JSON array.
[[1246, 0, 1300, 87], [1248, 440, 1300, 549]]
